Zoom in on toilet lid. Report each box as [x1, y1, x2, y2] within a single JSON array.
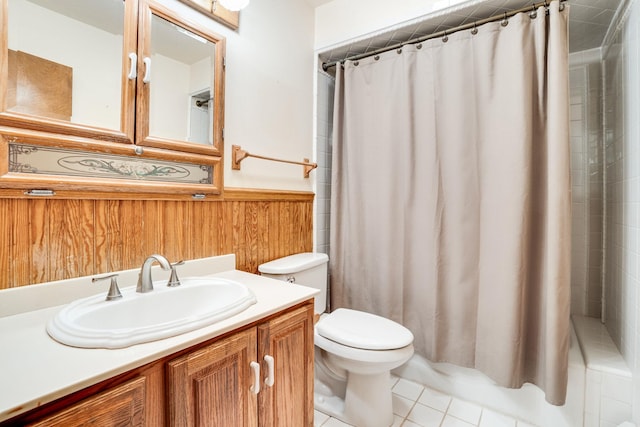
[[316, 308, 414, 350]]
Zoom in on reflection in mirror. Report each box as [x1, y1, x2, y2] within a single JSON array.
[[148, 14, 216, 146], [189, 89, 213, 145], [7, 0, 124, 130]]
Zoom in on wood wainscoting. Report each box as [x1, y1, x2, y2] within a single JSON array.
[[0, 188, 314, 290]]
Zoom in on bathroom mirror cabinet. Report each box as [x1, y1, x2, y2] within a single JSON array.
[[0, 0, 226, 195]]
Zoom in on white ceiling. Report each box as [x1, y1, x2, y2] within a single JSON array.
[[317, 0, 621, 65]]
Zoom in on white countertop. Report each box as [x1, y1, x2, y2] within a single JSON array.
[[0, 255, 318, 422]]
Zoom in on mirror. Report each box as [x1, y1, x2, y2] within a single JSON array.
[[6, 0, 125, 131], [148, 13, 217, 146], [0, 0, 225, 194], [4, 0, 225, 155]]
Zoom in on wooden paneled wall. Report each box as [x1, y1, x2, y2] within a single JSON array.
[[0, 189, 314, 290]]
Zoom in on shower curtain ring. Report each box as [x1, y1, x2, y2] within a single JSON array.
[[471, 23, 478, 35], [442, 31, 448, 43], [501, 12, 509, 26], [529, 4, 537, 18]]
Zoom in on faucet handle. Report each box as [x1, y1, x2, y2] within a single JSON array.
[[92, 273, 123, 301], [167, 260, 185, 287]]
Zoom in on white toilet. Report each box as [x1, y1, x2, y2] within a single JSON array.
[[259, 252, 414, 427]]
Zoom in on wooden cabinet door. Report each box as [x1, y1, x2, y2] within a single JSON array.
[[257, 303, 314, 427], [2, 0, 137, 143], [136, 0, 226, 157], [27, 376, 146, 427], [166, 328, 259, 427]]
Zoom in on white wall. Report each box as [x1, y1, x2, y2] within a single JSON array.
[[157, 0, 316, 191], [314, 0, 446, 50]]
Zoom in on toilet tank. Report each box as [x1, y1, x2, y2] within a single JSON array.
[[258, 253, 329, 314]]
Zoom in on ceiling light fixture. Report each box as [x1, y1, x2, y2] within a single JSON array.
[[218, 0, 250, 11]]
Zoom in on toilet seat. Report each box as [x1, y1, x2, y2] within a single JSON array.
[[316, 308, 414, 350], [315, 331, 414, 365]]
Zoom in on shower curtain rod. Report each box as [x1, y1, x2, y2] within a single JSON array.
[[321, 0, 566, 71]]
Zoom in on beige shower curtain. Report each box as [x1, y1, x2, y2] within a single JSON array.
[[330, 2, 570, 405]]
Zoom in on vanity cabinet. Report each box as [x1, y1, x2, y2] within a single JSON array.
[[26, 377, 147, 427], [257, 305, 314, 426], [167, 328, 259, 426], [1, 301, 314, 427], [167, 304, 314, 427], [0, 0, 225, 195]]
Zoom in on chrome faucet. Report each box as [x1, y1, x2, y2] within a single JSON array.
[[137, 254, 171, 293]]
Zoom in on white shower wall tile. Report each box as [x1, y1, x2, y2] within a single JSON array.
[[570, 120, 585, 138], [571, 103, 584, 121], [601, 396, 632, 425], [601, 372, 633, 402], [569, 53, 604, 318], [603, 3, 640, 420], [569, 62, 589, 316], [316, 71, 334, 258]]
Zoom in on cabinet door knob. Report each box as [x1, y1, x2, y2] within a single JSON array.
[[264, 355, 275, 387], [127, 53, 137, 80], [250, 361, 260, 394], [142, 57, 151, 84]]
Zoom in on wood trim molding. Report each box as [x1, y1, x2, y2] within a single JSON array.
[[0, 188, 315, 203], [223, 188, 314, 202], [0, 188, 218, 201], [177, 0, 240, 31], [0, 187, 314, 202]]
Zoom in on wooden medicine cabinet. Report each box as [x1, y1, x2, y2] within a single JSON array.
[[0, 0, 226, 195]]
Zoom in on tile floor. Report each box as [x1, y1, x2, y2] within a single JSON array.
[[314, 376, 537, 427]]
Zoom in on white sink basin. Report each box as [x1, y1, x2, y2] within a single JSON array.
[[47, 278, 257, 349]]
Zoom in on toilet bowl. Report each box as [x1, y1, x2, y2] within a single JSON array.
[[259, 253, 414, 427], [314, 308, 414, 426]]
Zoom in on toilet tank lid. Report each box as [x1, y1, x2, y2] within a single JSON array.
[[258, 253, 329, 275]]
